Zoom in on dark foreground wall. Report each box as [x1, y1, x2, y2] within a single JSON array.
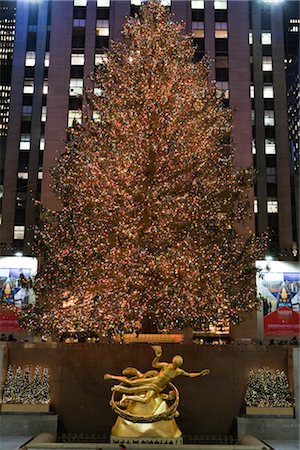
[[2, 343, 293, 436]]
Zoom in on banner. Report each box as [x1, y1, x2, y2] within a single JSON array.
[[0, 306, 20, 332], [256, 261, 300, 337]]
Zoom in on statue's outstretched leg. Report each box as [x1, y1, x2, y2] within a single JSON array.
[[112, 383, 156, 395], [118, 390, 154, 405]]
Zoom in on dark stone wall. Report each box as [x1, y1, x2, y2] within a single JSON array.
[[4, 343, 290, 436]]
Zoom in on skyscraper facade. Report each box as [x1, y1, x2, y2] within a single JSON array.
[[0, 0, 298, 261]]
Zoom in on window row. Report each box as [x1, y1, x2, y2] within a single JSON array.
[[254, 200, 278, 214], [192, 1, 227, 9], [252, 139, 276, 155], [249, 32, 272, 46], [25, 51, 49, 67], [19, 134, 45, 151], [250, 85, 274, 99], [74, 0, 110, 6]]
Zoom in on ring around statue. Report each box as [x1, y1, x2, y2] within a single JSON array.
[[104, 345, 210, 438]]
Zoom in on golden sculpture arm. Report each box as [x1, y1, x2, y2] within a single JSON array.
[[151, 345, 164, 369], [181, 368, 210, 378]]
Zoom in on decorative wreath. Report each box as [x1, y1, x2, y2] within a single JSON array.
[[110, 382, 180, 423]]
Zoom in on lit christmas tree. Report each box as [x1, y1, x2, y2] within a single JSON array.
[[13, 366, 23, 404], [32, 366, 43, 404], [41, 368, 50, 404], [2, 365, 14, 403], [20, 0, 265, 337], [22, 365, 32, 404], [244, 368, 257, 407]]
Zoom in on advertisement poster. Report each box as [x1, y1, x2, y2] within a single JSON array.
[[0, 256, 38, 310], [256, 261, 300, 336]]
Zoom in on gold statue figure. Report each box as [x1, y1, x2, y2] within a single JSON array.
[[104, 345, 210, 438]]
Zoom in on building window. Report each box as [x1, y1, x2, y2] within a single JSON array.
[[43, 81, 48, 95], [95, 53, 108, 65], [40, 137, 45, 150], [25, 51, 36, 67], [249, 31, 253, 45], [44, 52, 50, 67], [262, 56, 272, 71], [68, 110, 82, 126], [22, 105, 32, 116], [265, 138, 276, 154], [41, 106, 47, 122], [69, 78, 83, 96], [191, 0, 204, 8], [74, 0, 87, 6], [73, 19, 86, 27], [18, 172, 28, 180], [14, 226, 25, 240], [261, 32, 271, 45], [264, 110, 275, 126], [97, 0, 110, 6], [250, 85, 254, 98], [161, 0, 171, 5], [267, 200, 278, 213], [131, 0, 142, 5], [267, 167, 277, 184], [20, 134, 31, 150], [216, 81, 229, 98], [252, 140, 256, 155], [96, 19, 109, 36], [71, 53, 85, 65], [215, 22, 228, 39], [94, 87, 103, 96], [38, 172, 43, 180], [254, 199, 258, 214], [251, 110, 255, 126], [263, 85, 274, 98], [214, 0, 227, 9], [192, 22, 204, 38], [93, 111, 100, 122], [23, 80, 34, 94]]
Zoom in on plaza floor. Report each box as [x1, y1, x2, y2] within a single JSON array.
[[0, 437, 299, 450]]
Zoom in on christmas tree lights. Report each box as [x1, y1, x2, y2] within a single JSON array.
[[20, 0, 265, 337]]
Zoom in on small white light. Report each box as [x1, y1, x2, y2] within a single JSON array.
[[265, 255, 273, 261], [15, 252, 23, 257]]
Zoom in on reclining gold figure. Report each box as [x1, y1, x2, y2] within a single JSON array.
[[104, 345, 210, 438]]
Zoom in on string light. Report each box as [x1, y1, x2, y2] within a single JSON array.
[[20, 1, 266, 338]]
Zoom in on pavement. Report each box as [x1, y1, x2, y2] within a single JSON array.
[[0, 437, 299, 450]]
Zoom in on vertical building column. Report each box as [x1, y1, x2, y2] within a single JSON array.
[[0, 2, 28, 248], [204, 0, 215, 79], [252, 1, 268, 235], [42, 1, 73, 211], [24, 1, 49, 253], [172, 1, 191, 31], [110, 0, 130, 42], [84, 0, 96, 89], [271, 5, 293, 251]]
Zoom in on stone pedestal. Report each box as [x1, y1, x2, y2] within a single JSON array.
[[237, 416, 299, 440], [0, 413, 58, 437]]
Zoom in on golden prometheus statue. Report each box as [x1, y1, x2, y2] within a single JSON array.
[[104, 345, 210, 438]]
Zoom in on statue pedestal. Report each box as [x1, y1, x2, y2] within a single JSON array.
[[110, 435, 183, 445]]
